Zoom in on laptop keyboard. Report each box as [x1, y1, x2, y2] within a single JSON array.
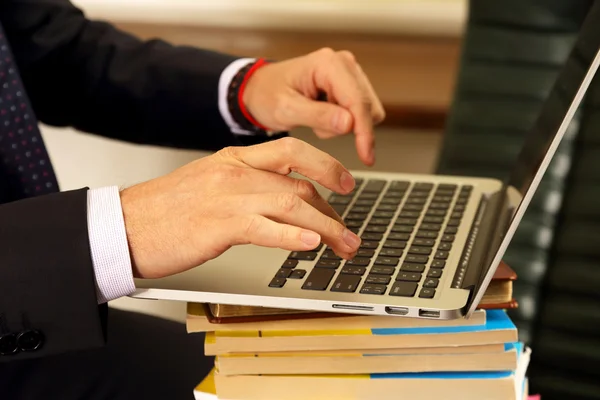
[[268, 179, 473, 299]]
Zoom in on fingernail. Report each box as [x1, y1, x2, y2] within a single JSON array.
[[343, 229, 361, 249], [301, 231, 321, 247], [333, 111, 351, 132], [340, 171, 355, 193]]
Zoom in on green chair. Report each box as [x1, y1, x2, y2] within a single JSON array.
[[436, 0, 600, 398]]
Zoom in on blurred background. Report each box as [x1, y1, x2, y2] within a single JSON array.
[[46, 0, 467, 322]]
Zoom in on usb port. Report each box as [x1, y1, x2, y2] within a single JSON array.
[[385, 306, 409, 315], [419, 309, 440, 318]]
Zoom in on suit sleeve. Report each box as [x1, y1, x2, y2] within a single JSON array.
[[0, 188, 106, 362], [0, 0, 246, 151]]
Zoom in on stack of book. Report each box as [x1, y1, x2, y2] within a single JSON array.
[[187, 263, 536, 400]]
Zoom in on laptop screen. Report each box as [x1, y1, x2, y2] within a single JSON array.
[[467, 2, 600, 315]]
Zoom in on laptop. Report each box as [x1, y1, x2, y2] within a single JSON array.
[[131, 4, 600, 320]]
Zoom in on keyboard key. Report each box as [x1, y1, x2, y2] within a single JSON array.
[[373, 211, 395, 219], [405, 255, 429, 264], [438, 184, 457, 190], [359, 192, 380, 199], [328, 195, 352, 205], [419, 223, 442, 231], [346, 212, 369, 221], [390, 282, 418, 297], [380, 197, 401, 205], [461, 185, 473, 192], [360, 284, 387, 295], [346, 258, 371, 266], [427, 269, 442, 278], [289, 269, 307, 279], [331, 274, 361, 293], [320, 250, 342, 260], [355, 199, 376, 207], [399, 210, 421, 218], [384, 190, 406, 198], [390, 181, 410, 190], [382, 240, 406, 249], [428, 202, 449, 210], [371, 266, 396, 275], [405, 197, 427, 205], [447, 218, 461, 227], [409, 190, 430, 198], [369, 218, 391, 226], [302, 268, 335, 290], [419, 288, 436, 299], [364, 180, 386, 192], [379, 248, 403, 257], [362, 233, 383, 241], [315, 259, 341, 269], [414, 182, 434, 190], [396, 218, 418, 225], [388, 232, 411, 241], [441, 234, 455, 242], [375, 256, 400, 266], [435, 189, 455, 196], [450, 212, 463, 219], [377, 204, 397, 211], [345, 220, 364, 228], [341, 266, 367, 275], [426, 209, 446, 217], [392, 225, 413, 233], [357, 249, 375, 258], [455, 197, 468, 205], [269, 277, 286, 288], [408, 246, 432, 255], [445, 227, 458, 234], [416, 231, 438, 239], [432, 196, 453, 203], [435, 251, 449, 260], [366, 275, 391, 285], [282, 259, 298, 268], [413, 238, 435, 247], [423, 216, 444, 224], [396, 272, 422, 282], [454, 204, 466, 212], [438, 242, 452, 251], [424, 278, 439, 288], [400, 263, 425, 273], [403, 204, 424, 211], [289, 251, 318, 261], [431, 260, 446, 269], [365, 225, 387, 233], [360, 241, 380, 249], [351, 206, 371, 213], [276, 268, 292, 279]]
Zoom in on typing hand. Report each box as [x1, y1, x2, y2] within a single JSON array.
[[119, 137, 361, 279], [242, 48, 385, 166]]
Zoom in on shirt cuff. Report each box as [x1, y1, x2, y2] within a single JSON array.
[[87, 186, 136, 304], [218, 57, 256, 136]]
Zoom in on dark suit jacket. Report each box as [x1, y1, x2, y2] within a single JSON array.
[[0, 0, 273, 362]]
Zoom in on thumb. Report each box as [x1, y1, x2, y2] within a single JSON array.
[[284, 91, 353, 135]]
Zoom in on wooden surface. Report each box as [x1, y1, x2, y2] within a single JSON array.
[[116, 23, 462, 129]]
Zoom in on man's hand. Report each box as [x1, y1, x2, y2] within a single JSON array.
[[243, 48, 385, 166], [119, 137, 361, 279]]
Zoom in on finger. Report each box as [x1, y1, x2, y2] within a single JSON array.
[[355, 63, 385, 124], [226, 137, 356, 195], [235, 193, 361, 256], [314, 54, 375, 165], [232, 214, 323, 251], [281, 91, 353, 135]]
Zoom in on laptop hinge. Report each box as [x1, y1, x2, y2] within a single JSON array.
[[452, 188, 510, 310]]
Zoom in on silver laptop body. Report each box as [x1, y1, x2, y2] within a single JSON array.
[[132, 4, 600, 320]]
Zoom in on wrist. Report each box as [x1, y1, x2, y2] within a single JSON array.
[[228, 58, 271, 133], [119, 186, 143, 279]]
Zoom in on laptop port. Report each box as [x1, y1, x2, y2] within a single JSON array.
[[419, 309, 440, 318], [332, 304, 374, 312], [385, 306, 409, 315]]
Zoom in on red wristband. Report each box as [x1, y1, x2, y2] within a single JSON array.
[[237, 58, 270, 131]]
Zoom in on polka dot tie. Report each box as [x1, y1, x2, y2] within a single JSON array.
[[0, 27, 59, 201]]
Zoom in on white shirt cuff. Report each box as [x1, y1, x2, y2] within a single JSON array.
[[87, 186, 136, 304], [218, 57, 257, 136]]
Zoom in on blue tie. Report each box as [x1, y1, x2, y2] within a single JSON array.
[[0, 25, 59, 201]]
